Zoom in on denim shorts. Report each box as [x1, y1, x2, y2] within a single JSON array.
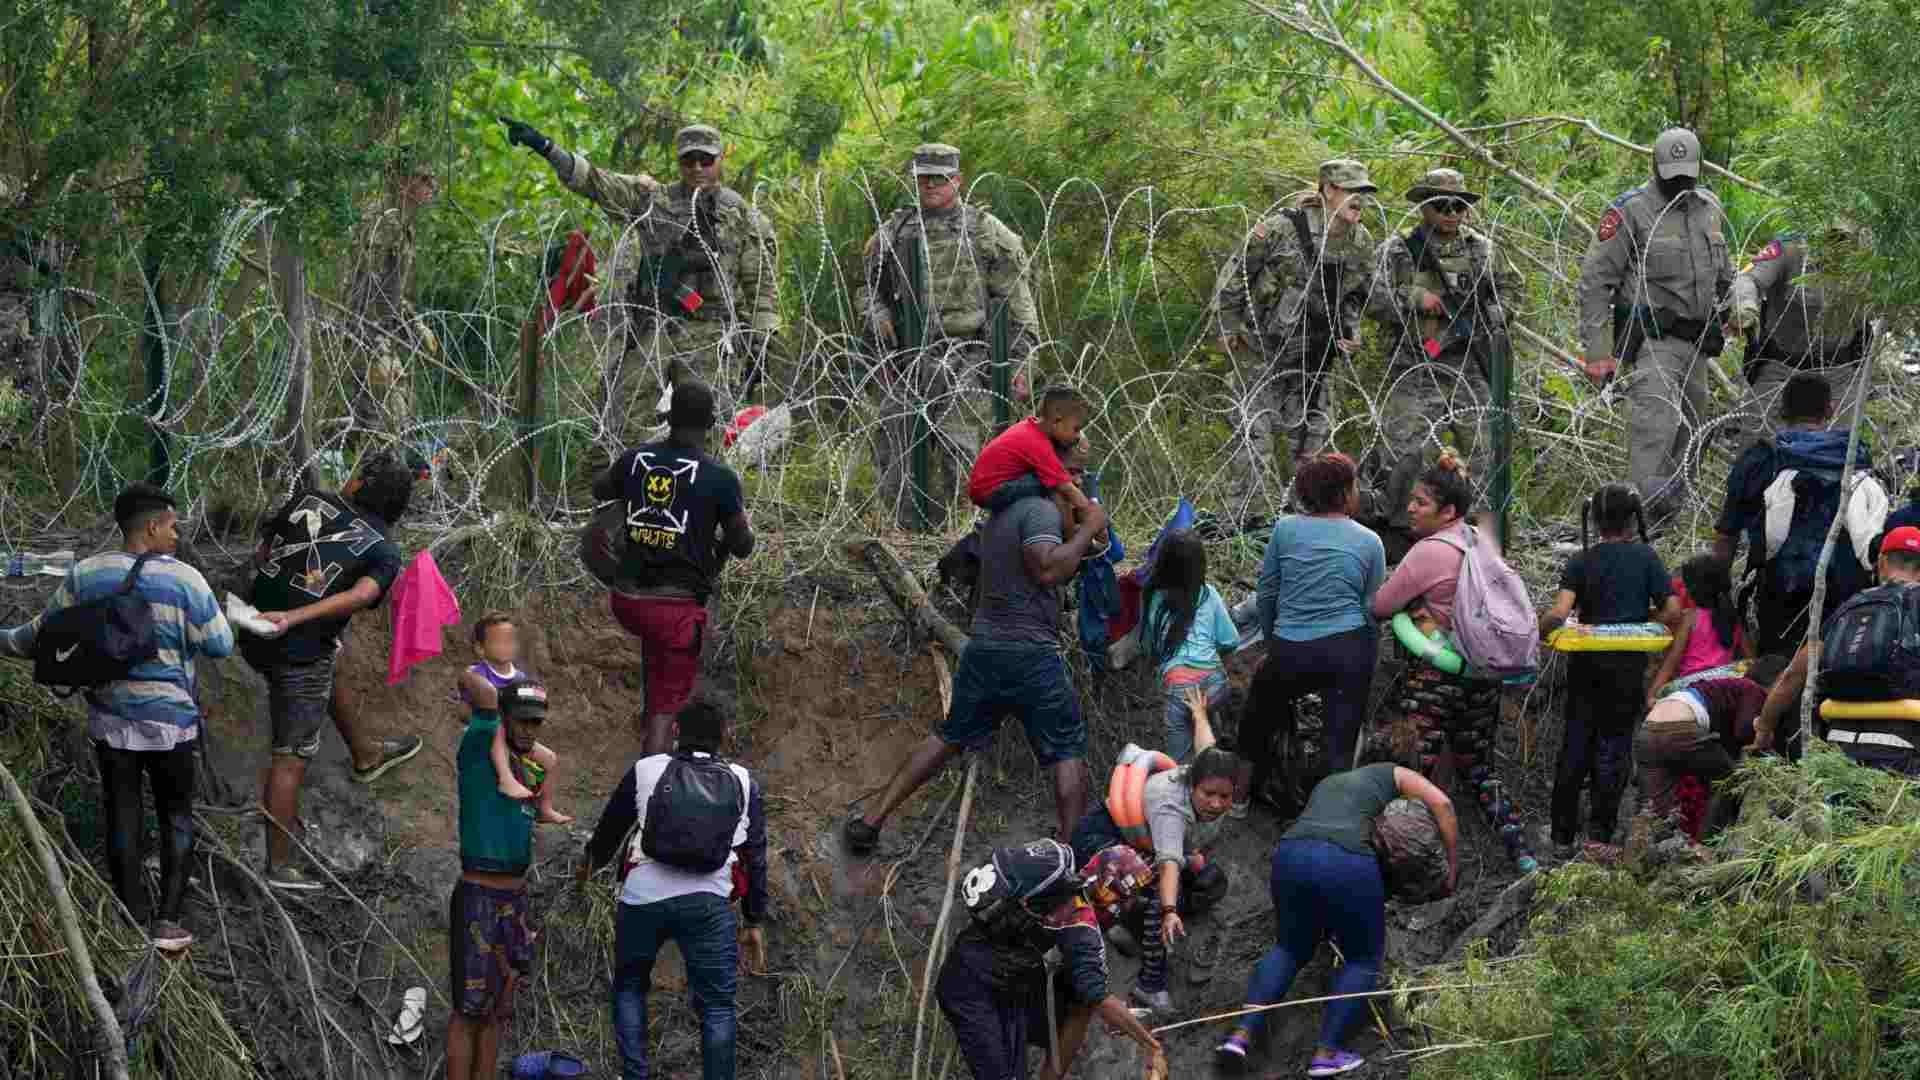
[[938, 639, 1086, 766], [264, 653, 335, 759]]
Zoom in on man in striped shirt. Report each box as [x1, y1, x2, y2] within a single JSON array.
[[1, 484, 234, 952]]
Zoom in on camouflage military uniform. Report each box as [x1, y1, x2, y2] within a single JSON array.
[[1577, 129, 1733, 516], [855, 143, 1039, 531], [1728, 229, 1871, 445], [1367, 170, 1520, 528], [543, 125, 781, 450], [0, 176, 49, 447], [343, 184, 430, 442], [1210, 159, 1377, 504]]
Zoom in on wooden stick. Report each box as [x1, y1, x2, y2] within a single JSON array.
[[910, 756, 980, 1080], [1798, 331, 1875, 742], [1148, 981, 1485, 1035], [0, 759, 130, 1080], [848, 538, 971, 655]]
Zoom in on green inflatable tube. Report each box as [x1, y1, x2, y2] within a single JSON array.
[[1391, 612, 1464, 675]]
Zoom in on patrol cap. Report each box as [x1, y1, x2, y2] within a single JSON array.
[[1318, 158, 1377, 193], [500, 681, 549, 720], [1652, 128, 1701, 180], [911, 143, 963, 178], [1405, 168, 1481, 205], [676, 124, 724, 158]]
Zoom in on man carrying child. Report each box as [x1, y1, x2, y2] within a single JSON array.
[[446, 678, 552, 1080]]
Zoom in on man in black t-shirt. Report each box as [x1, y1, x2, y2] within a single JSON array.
[[243, 452, 423, 891], [591, 382, 754, 754]]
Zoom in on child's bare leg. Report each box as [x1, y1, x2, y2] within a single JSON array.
[[490, 725, 534, 801], [530, 742, 571, 825]]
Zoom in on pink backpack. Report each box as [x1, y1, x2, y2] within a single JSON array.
[[1429, 525, 1539, 679]]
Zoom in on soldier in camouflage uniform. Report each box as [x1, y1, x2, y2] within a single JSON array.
[[502, 118, 782, 453], [1366, 169, 1519, 537], [855, 143, 1040, 531], [1210, 159, 1378, 513], [1577, 128, 1734, 520], [1727, 223, 1872, 445], [0, 175, 45, 445], [343, 155, 438, 444]]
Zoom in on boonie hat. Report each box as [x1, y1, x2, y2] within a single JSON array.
[[1652, 128, 1701, 180], [1318, 158, 1378, 194], [676, 125, 724, 158], [911, 143, 962, 177], [1405, 168, 1482, 205]]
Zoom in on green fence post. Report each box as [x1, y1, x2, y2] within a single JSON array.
[[901, 232, 931, 532], [1489, 333, 1514, 547], [990, 304, 1011, 431]]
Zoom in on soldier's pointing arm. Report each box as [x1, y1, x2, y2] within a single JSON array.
[[546, 147, 662, 215]]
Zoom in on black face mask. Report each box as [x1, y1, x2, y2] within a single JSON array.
[[1653, 172, 1698, 202]]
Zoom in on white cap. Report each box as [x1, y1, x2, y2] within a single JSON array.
[[1652, 128, 1701, 180]]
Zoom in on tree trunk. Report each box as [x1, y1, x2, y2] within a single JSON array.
[[268, 219, 316, 491], [846, 538, 970, 654]]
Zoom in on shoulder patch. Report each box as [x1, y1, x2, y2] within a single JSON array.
[[1754, 239, 1784, 263], [1597, 208, 1623, 243]]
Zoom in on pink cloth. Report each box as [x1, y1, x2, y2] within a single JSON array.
[[1675, 608, 1737, 678], [387, 550, 462, 685], [1370, 522, 1470, 629]]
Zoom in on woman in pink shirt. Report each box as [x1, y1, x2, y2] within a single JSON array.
[[1370, 458, 1474, 635]]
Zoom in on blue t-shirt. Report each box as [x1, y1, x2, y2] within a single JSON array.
[[1257, 515, 1387, 642], [1143, 584, 1240, 677]]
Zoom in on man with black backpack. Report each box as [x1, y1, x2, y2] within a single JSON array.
[[580, 698, 768, 1080], [1752, 526, 1920, 772], [1713, 374, 1889, 654], [935, 838, 1163, 1079], [1, 484, 233, 952]]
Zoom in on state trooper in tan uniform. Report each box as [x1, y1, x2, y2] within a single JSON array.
[[856, 143, 1040, 531], [1210, 159, 1377, 512], [1727, 223, 1873, 445], [501, 117, 782, 452], [1577, 127, 1734, 520], [1367, 169, 1519, 535]]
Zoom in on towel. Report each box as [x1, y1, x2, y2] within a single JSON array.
[[387, 550, 462, 686]]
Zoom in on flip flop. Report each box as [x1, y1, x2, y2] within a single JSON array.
[[386, 986, 426, 1046], [512, 1050, 588, 1078]]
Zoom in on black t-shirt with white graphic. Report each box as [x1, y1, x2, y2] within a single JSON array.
[[614, 440, 744, 599], [244, 491, 404, 665]]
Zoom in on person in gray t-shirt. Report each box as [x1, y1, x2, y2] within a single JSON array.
[[846, 495, 1109, 853]]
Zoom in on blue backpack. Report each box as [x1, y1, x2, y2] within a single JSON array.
[[1759, 433, 1886, 600]]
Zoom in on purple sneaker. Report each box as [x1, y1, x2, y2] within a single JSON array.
[[1307, 1048, 1366, 1076], [1215, 1028, 1251, 1068]]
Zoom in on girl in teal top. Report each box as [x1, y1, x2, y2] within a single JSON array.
[[1142, 530, 1243, 762]]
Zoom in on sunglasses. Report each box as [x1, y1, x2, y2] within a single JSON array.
[[679, 152, 718, 167], [917, 173, 957, 185], [1431, 199, 1471, 215]]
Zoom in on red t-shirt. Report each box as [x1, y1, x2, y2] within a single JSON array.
[[967, 417, 1071, 506]]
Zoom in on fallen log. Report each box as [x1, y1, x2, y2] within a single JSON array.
[[1441, 872, 1540, 964], [846, 538, 971, 655]]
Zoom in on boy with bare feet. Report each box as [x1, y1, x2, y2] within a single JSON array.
[[459, 613, 570, 825]]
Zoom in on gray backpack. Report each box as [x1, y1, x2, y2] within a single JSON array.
[[1430, 526, 1538, 679]]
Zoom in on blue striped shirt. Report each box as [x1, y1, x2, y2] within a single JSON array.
[[2, 552, 234, 750]]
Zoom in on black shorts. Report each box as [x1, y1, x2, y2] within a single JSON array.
[[449, 879, 534, 1019], [264, 653, 335, 759]]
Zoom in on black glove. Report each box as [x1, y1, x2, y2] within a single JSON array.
[[499, 116, 552, 156]]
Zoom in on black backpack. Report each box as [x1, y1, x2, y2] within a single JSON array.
[[32, 554, 160, 697], [1819, 583, 1920, 702], [960, 839, 1079, 946], [641, 752, 746, 872]]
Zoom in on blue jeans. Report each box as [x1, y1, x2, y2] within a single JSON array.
[[1240, 838, 1385, 1049], [1162, 670, 1230, 762], [613, 892, 739, 1080]]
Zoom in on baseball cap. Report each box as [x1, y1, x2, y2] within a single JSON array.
[[1652, 128, 1701, 180], [500, 682, 549, 720], [911, 143, 962, 178], [1883, 525, 1920, 556], [675, 125, 724, 158], [1318, 158, 1377, 193]]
